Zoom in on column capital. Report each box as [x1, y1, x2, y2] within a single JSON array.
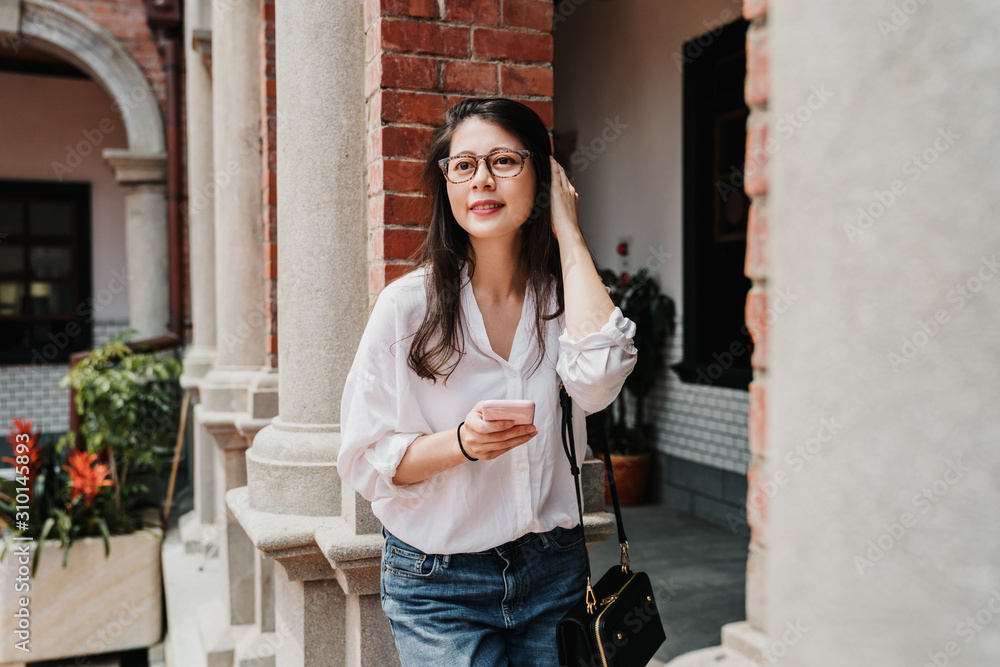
[[180, 346, 218, 388], [103, 149, 167, 184], [192, 28, 212, 70]]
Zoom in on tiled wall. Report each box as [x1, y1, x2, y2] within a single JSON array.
[[0, 319, 131, 436], [648, 320, 751, 475], [630, 319, 752, 534]]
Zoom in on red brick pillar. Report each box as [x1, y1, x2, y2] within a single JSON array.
[[743, 0, 770, 636], [363, 0, 555, 294], [260, 0, 278, 368]]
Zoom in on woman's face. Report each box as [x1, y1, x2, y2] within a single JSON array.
[[445, 117, 537, 242]]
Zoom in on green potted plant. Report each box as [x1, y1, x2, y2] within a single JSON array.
[[58, 331, 183, 515], [589, 266, 676, 505], [0, 332, 181, 662]]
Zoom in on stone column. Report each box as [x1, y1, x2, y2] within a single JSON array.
[[670, 1, 1000, 666], [178, 0, 218, 554], [102, 152, 169, 339], [194, 0, 266, 660], [180, 0, 216, 382], [760, 1, 999, 665]]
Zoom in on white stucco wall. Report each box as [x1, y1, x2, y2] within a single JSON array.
[[553, 0, 744, 313], [766, 0, 1000, 663], [0, 70, 130, 321]]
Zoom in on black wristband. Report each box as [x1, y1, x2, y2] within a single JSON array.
[[457, 421, 478, 461]]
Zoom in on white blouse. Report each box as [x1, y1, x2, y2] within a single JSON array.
[[336, 261, 638, 554]]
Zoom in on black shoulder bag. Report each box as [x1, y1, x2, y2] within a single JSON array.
[[556, 382, 667, 667]]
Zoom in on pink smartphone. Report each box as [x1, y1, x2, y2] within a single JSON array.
[[481, 399, 535, 425]]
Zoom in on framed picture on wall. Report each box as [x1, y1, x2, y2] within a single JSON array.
[[713, 107, 750, 243]]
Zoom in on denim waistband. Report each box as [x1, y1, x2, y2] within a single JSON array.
[[382, 522, 581, 558], [474, 526, 558, 555]]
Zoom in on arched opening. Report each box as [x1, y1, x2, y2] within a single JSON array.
[[0, 0, 168, 433]]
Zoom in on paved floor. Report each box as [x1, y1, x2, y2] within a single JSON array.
[[588, 504, 751, 664]]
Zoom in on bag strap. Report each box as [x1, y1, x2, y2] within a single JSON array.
[[559, 382, 632, 614], [559, 383, 589, 575]]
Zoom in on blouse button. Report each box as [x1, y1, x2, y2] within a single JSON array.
[[508, 368, 518, 378]]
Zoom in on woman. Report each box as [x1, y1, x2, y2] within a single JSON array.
[[336, 98, 638, 666]]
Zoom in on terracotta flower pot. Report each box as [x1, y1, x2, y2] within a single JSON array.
[[594, 452, 652, 506]]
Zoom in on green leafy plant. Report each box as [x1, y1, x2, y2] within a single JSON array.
[[596, 267, 676, 455], [0, 332, 182, 575]]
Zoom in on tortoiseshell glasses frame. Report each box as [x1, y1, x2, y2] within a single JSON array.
[[437, 148, 534, 184]]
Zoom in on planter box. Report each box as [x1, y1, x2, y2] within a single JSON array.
[[0, 523, 163, 664]]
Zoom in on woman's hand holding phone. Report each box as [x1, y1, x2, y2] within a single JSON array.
[[459, 400, 538, 462]]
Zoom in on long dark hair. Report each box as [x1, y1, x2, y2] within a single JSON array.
[[403, 98, 565, 385]]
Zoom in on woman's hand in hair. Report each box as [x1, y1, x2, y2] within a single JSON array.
[[459, 402, 538, 461], [549, 155, 581, 242]]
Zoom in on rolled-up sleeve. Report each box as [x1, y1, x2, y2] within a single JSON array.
[[338, 371, 430, 502], [556, 306, 638, 415], [336, 291, 431, 502]]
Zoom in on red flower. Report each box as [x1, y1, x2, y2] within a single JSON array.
[[619, 271, 630, 290], [62, 450, 113, 507], [2, 418, 43, 499]]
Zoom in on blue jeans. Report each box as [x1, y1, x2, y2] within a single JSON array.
[[380, 523, 589, 666]]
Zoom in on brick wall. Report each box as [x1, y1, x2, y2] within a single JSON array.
[[260, 0, 277, 368], [64, 0, 167, 105], [363, 0, 555, 296], [742, 0, 770, 634]]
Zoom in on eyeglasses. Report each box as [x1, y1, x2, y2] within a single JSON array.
[[438, 149, 533, 184]]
